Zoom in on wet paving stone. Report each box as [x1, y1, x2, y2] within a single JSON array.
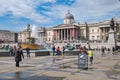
[[21, 75, 66, 80], [0, 72, 66, 80], [114, 64, 120, 69], [0, 71, 33, 80]]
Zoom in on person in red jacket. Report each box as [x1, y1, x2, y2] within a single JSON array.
[[80, 46, 83, 52], [56, 46, 60, 55]]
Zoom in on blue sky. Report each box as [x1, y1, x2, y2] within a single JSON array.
[[0, 0, 120, 32]]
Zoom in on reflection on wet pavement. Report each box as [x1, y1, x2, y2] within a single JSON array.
[[0, 71, 66, 80]]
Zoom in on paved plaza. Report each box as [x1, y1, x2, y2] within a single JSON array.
[[0, 51, 120, 80]]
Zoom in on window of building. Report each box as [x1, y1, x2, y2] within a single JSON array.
[[97, 36, 100, 40], [49, 38, 50, 41], [92, 29, 94, 33], [92, 36, 94, 40], [49, 32, 50, 35], [97, 29, 99, 33]]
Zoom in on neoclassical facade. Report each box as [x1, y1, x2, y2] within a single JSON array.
[[18, 11, 120, 44]]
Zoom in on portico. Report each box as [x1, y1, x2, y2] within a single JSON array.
[[53, 24, 79, 42]]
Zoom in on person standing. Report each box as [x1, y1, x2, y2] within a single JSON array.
[[52, 45, 55, 56], [56, 46, 60, 55], [88, 49, 93, 64], [62, 46, 65, 58], [26, 47, 30, 58], [101, 46, 105, 57], [13, 46, 17, 56], [9, 46, 13, 56], [15, 46, 24, 67], [112, 46, 115, 55], [80, 46, 83, 52]]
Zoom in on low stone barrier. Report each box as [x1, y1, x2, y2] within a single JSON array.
[[0, 50, 10, 57], [50, 50, 80, 56], [64, 50, 79, 56], [35, 51, 50, 56]]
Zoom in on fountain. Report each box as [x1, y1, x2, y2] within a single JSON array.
[[20, 24, 51, 56], [21, 24, 49, 50]]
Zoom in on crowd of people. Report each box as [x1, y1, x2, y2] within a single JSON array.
[[52, 45, 118, 66]]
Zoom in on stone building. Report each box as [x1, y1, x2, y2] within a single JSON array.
[[18, 25, 31, 43], [53, 10, 79, 43], [0, 30, 18, 43], [18, 11, 120, 44]]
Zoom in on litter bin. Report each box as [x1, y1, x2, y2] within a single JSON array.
[[78, 52, 88, 69]]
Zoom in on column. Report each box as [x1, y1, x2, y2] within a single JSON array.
[[60, 29, 61, 40], [103, 28, 106, 41], [61, 29, 63, 40], [70, 29, 72, 40], [58, 30, 60, 40], [64, 29, 65, 40], [100, 28, 102, 41], [67, 29, 68, 40], [73, 28, 75, 40], [57, 30, 58, 40], [75, 29, 77, 40]]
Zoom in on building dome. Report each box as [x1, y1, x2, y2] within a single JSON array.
[[64, 10, 74, 19], [64, 10, 75, 24]]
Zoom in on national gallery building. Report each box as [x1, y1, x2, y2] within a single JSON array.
[[18, 11, 120, 44]]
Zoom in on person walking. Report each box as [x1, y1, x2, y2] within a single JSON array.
[[26, 47, 30, 58], [15, 46, 24, 67], [88, 49, 93, 64]]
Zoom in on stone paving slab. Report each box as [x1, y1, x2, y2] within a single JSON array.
[[0, 51, 119, 80]]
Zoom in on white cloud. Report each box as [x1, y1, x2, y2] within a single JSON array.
[[0, 0, 55, 23], [0, 0, 120, 27], [43, 0, 120, 22]]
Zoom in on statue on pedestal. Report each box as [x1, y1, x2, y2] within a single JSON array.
[[110, 18, 115, 31], [107, 18, 116, 50]]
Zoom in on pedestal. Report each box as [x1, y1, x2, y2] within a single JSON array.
[[107, 29, 116, 50]]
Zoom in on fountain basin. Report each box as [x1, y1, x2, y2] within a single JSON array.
[[0, 50, 10, 57], [34, 50, 50, 56], [0, 49, 80, 57], [21, 43, 42, 50], [64, 50, 80, 56]]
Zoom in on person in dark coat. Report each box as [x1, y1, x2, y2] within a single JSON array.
[[52, 45, 55, 56], [112, 46, 115, 55], [15, 46, 24, 67], [101, 46, 105, 57], [26, 47, 30, 58]]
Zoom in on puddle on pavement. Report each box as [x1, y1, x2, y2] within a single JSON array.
[[105, 70, 120, 80], [0, 71, 33, 80], [114, 64, 120, 69], [44, 67, 59, 71], [0, 71, 66, 80]]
